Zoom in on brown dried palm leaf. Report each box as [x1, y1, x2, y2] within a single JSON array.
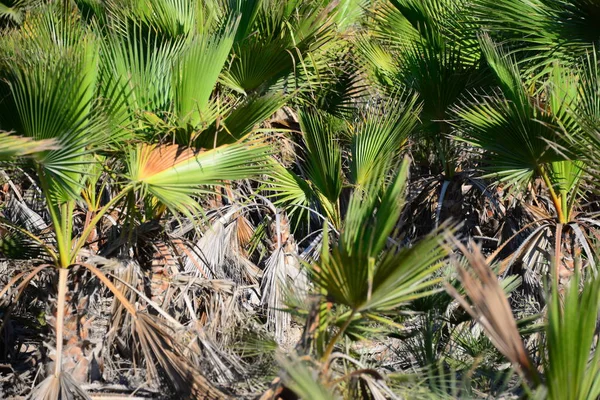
[[30, 372, 91, 400], [445, 239, 540, 385], [133, 313, 229, 400], [81, 262, 229, 399]]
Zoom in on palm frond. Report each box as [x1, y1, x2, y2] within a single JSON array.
[[472, 0, 600, 65], [0, 8, 106, 202], [350, 93, 420, 187], [545, 271, 600, 400], [445, 240, 539, 385], [454, 36, 564, 188], [314, 159, 448, 313], [125, 140, 270, 213], [298, 108, 344, 206], [172, 21, 237, 128], [0, 132, 58, 160]]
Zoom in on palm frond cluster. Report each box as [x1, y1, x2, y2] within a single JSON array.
[[0, 0, 599, 399]]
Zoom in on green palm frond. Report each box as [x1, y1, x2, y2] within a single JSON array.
[[472, 0, 600, 66], [298, 108, 344, 207], [99, 23, 184, 119], [0, 132, 58, 160], [266, 160, 316, 224], [361, 0, 486, 177], [125, 140, 270, 214], [195, 92, 288, 148], [545, 272, 600, 400], [0, 1, 23, 25], [314, 158, 448, 313], [106, 0, 197, 41], [220, 1, 335, 95], [350, 93, 420, 187], [562, 52, 600, 175], [313, 59, 366, 119], [172, 21, 237, 128], [332, 0, 367, 33], [0, 8, 108, 202], [454, 37, 564, 188]]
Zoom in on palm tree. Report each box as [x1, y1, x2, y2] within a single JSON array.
[[0, 2, 275, 397], [264, 157, 450, 398], [356, 0, 493, 232], [455, 36, 599, 280]]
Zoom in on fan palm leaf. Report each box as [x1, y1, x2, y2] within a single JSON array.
[[350, 92, 421, 187], [472, 0, 600, 66], [314, 158, 448, 313], [125, 140, 270, 214]]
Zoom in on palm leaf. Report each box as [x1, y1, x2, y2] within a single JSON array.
[[350, 93, 420, 187], [472, 0, 600, 66], [545, 271, 600, 400], [172, 21, 237, 128], [445, 240, 539, 384], [125, 140, 270, 213], [314, 158, 448, 313], [0, 7, 109, 202], [454, 36, 565, 188], [298, 108, 344, 206], [220, 1, 334, 95], [0, 132, 58, 160], [195, 92, 288, 148]]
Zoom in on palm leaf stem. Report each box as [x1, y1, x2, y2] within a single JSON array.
[[36, 165, 72, 268], [539, 165, 566, 223], [554, 223, 563, 284], [321, 308, 356, 370], [79, 263, 137, 315], [71, 188, 132, 263]]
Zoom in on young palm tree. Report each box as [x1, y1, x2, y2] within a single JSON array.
[[0, 3, 273, 398], [264, 158, 451, 398], [455, 36, 599, 280]]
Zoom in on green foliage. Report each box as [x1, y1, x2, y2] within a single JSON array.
[[544, 272, 600, 400], [1, 1, 600, 399], [314, 158, 448, 314]]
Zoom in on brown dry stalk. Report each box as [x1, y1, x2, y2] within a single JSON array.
[[54, 268, 69, 377]]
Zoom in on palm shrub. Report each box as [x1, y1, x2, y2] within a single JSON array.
[[455, 36, 599, 279], [355, 0, 495, 233], [264, 158, 451, 398], [269, 93, 421, 231], [0, 3, 275, 398], [449, 241, 600, 400], [471, 0, 600, 70]]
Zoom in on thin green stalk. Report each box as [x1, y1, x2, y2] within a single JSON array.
[[70, 187, 132, 263], [36, 167, 70, 268], [540, 166, 566, 224], [321, 309, 356, 369], [61, 201, 75, 262]]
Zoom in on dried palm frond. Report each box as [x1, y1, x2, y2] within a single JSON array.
[[80, 260, 229, 399], [260, 244, 306, 344], [183, 205, 260, 283], [30, 372, 91, 400], [133, 313, 229, 400], [185, 330, 246, 385], [445, 239, 539, 385]]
